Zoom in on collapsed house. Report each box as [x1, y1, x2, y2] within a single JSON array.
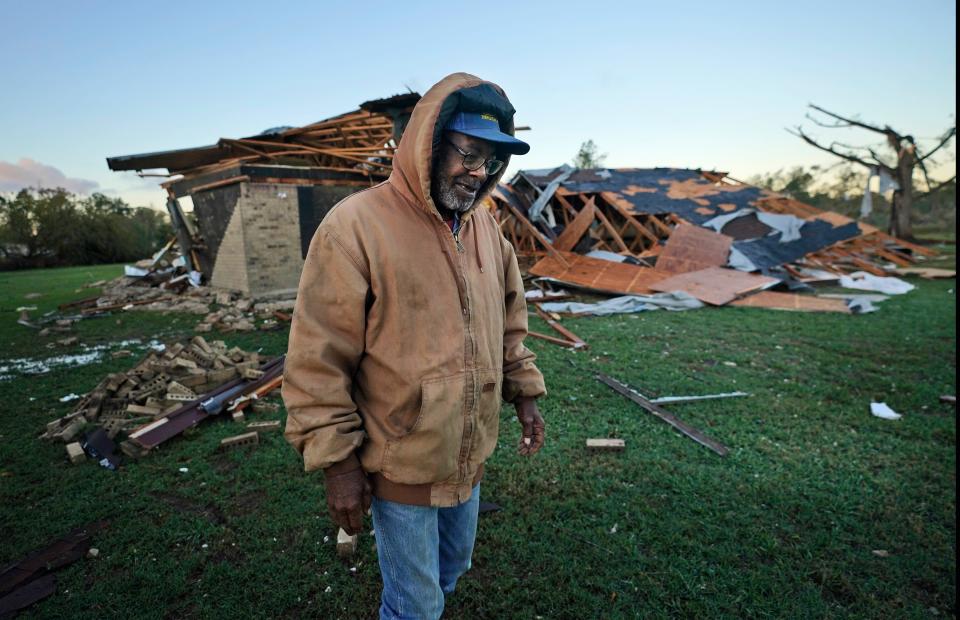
[[491, 166, 937, 313], [107, 93, 421, 296]]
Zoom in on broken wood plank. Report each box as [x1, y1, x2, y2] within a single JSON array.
[[650, 267, 777, 306], [586, 438, 625, 451], [595, 373, 729, 456], [532, 305, 587, 349], [730, 291, 851, 313], [527, 331, 581, 348], [0, 521, 108, 596], [0, 573, 57, 618]]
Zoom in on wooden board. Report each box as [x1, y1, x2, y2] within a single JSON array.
[[553, 200, 596, 251], [529, 252, 668, 295], [892, 267, 955, 279], [655, 224, 733, 274], [649, 267, 778, 306], [586, 438, 625, 451], [730, 291, 851, 313]]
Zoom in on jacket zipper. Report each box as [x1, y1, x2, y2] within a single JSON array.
[[452, 212, 465, 253]]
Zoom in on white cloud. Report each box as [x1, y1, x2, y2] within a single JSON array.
[[0, 158, 100, 194]]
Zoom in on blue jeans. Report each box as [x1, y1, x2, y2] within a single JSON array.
[[371, 485, 480, 620]]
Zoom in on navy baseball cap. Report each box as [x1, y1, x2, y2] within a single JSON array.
[[444, 111, 530, 155]]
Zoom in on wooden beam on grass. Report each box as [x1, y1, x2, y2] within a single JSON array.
[[532, 304, 588, 349], [595, 372, 730, 456]]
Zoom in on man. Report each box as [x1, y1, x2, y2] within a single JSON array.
[[282, 72, 546, 619]]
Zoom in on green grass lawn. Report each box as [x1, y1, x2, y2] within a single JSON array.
[[0, 263, 955, 619]]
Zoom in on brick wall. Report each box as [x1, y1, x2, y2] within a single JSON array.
[[238, 184, 304, 296], [209, 198, 250, 292]]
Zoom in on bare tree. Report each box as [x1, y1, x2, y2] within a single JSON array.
[[789, 104, 955, 239]]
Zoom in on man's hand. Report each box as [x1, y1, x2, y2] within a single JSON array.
[[514, 397, 545, 456], [323, 460, 372, 536]]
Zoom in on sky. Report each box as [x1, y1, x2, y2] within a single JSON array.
[[1, 0, 955, 210]]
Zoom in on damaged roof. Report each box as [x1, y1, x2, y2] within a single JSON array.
[[106, 92, 421, 177]]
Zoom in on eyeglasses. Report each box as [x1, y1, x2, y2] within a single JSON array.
[[444, 138, 505, 176]]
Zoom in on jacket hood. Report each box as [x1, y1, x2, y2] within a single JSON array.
[[388, 72, 520, 218]]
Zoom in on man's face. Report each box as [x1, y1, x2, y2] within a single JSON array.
[[432, 131, 497, 213]]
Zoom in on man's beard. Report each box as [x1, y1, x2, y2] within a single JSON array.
[[434, 173, 481, 213]]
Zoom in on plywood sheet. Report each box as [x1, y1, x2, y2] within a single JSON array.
[[730, 291, 851, 313], [655, 224, 733, 274], [529, 252, 668, 295], [649, 266, 778, 305]]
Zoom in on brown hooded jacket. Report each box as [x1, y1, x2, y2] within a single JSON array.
[[282, 73, 546, 507]]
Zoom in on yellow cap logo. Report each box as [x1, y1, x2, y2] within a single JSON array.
[[480, 113, 498, 123]]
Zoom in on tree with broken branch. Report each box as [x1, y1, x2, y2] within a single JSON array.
[[788, 104, 955, 239]]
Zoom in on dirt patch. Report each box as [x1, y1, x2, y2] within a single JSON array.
[[151, 491, 226, 525], [228, 489, 267, 517]]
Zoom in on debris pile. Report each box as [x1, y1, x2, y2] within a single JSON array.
[[52, 264, 296, 333], [41, 336, 284, 467], [492, 167, 943, 317]]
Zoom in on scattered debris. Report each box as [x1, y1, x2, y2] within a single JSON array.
[[82, 428, 121, 470], [337, 528, 358, 558], [65, 442, 85, 464], [492, 167, 935, 314], [838, 272, 915, 295], [650, 391, 749, 405], [595, 373, 730, 456], [220, 431, 259, 450], [247, 420, 281, 431], [870, 402, 902, 420], [730, 291, 851, 313], [539, 292, 703, 316], [0, 521, 108, 617], [893, 267, 955, 279], [478, 501, 502, 514], [528, 304, 588, 349], [939, 395, 955, 405], [586, 438, 626, 451], [41, 337, 284, 464]]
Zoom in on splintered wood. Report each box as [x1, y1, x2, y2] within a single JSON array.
[[650, 267, 778, 306], [529, 252, 668, 295]]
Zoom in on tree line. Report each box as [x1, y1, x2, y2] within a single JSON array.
[[0, 188, 172, 270], [748, 164, 955, 235]]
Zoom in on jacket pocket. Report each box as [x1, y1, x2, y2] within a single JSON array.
[[472, 368, 503, 465], [383, 373, 466, 484]]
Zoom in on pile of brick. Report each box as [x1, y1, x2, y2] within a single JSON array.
[[194, 293, 294, 333], [57, 278, 296, 333], [41, 336, 278, 461]]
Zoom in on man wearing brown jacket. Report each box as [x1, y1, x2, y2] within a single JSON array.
[[282, 72, 546, 619]]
